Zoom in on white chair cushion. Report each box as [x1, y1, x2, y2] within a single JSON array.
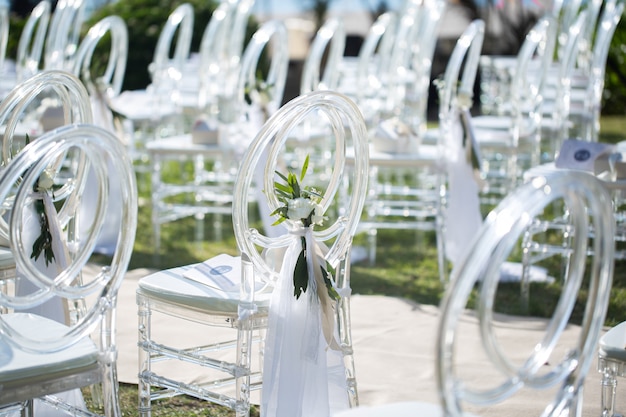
[[599, 321, 626, 362], [137, 262, 272, 314], [0, 313, 98, 388], [0, 246, 15, 270]]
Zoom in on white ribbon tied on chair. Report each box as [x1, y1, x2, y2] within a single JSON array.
[[261, 226, 349, 417], [444, 104, 483, 268], [16, 191, 86, 416]]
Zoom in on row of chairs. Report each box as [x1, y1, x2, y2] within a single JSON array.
[[0, 74, 621, 417]]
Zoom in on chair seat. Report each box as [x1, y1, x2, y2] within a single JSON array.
[[0, 313, 98, 393], [109, 89, 179, 122], [367, 144, 440, 167], [137, 257, 272, 315], [600, 321, 626, 362], [0, 246, 15, 270]]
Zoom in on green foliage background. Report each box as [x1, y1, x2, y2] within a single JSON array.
[[6, 1, 626, 115]]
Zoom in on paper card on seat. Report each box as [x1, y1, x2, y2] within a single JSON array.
[[182, 253, 241, 293], [555, 139, 615, 172]]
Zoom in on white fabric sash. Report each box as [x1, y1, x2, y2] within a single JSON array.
[[261, 227, 349, 417], [443, 107, 483, 268], [15, 191, 86, 415]]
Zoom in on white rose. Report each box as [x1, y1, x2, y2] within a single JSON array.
[[37, 169, 55, 192], [287, 198, 315, 221], [456, 92, 472, 110], [311, 203, 326, 226]]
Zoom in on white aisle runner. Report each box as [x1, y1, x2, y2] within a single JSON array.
[[113, 267, 623, 417]]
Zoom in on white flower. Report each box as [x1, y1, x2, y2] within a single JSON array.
[[288, 197, 315, 221], [455, 92, 473, 110], [37, 169, 55, 192], [311, 203, 325, 226]]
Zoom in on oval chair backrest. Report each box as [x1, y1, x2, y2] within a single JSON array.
[[0, 123, 137, 353], [16, 0, 51, 82], [411, 0, 446, 82], [438, 20, 485, 121], [301, 18, 346, 94], [44, 0, 86, 71], [0, 70, 92, 164], [437, 170, 614, 417], [509, 17, 555, 131], [235, 20, 289, 118], [227, 0, 255, 68], [552, 0, 583, 60], [590, 0, 624, 83], [0, 70, 92, 244], [150, 3, 194, 85], [197, 1, 231, 107], [232, 90, 369, 279], [576, 0, 604, 71], [0, 2, 8, 75], [73, 15, 128, 99], [354, 11, 397, 103], [552, 11, 588, 147]]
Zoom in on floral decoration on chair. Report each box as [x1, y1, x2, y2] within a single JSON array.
[[270, 155, 340, 302], [29, 164, 69, 270]]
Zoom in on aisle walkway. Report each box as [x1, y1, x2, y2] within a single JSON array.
[[115, 267, 623, 416]]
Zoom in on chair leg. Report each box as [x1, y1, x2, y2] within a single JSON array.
[[137, 296, 152, 417], [235, 322, 252, 417], [601, 367, 619, 417]]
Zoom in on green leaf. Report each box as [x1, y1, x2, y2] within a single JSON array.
[[271, 216, 287, 226], [321, 266, 340, 301], [300, 154, 309, 182], [289, 173, 301, 198], [275, 170, 289, 184], [274, 181, 292, 196], [293, 248, 308, 299]]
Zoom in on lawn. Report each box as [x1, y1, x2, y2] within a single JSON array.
[[103, 116, 626, 416]]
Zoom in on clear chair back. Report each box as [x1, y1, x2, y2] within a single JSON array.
[[233, 89, 369, 286], [234, 20, 289, 121], [73, 15, 128, 99], [16, 0, 51, 82], [0, 122, 137, 352], [44, 0, 86, 71], [148, 2, 194, 109], [301, 17, 346, 94], [437, 20, 484, 137], [439, 170, 614, 416], [0, 70, 92, 164]]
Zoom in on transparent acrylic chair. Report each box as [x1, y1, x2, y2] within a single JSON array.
[[109, 3, 193, 165], [0, 123, 137, 417], [300, 17, 345, 94], [137, 90, 369, 417], [540, 11, 588, 160], [598, 320, 626, 417], [192, 0, 255, 116], [0, 69, 93, 310], [335, 169, 615, 417], [73, 15, 128, 101], [337, 11, 398, 129], [0, 70, 93, 161], [15, 0, 51, 83], [356, 19, 484, 281], [146, 18, 289, 253], [567, 0, 624, 142], [43, 0, 87, 71], [473, 17, 556, 205]]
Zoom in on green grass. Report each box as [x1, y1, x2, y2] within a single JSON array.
[[99, 116, 626, 416]]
